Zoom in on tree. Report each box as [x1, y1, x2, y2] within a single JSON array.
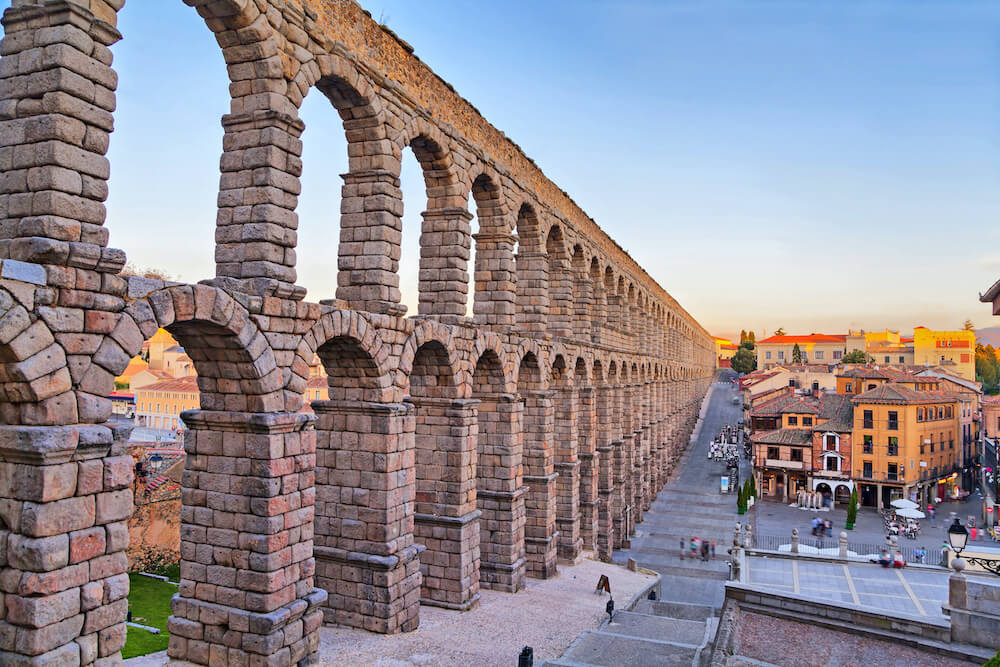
[[842, 349, 872, 364], [976, 343, 1000, 393], [847, 488, 859, 528], [748, 331, 756, 344], [731, 347, 756, 374], [121, 263, 173, 281], [792, 343, 802, 364], [740, 341, 755, 351], [740, 329, 748, 344], [774, 327, 786, 337], [963, 319, 975, 331]]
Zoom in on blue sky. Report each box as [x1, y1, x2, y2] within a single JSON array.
[[27, 1, 1000, 340]]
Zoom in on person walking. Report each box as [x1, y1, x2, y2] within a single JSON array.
[[680, 538, 686, 560], [928, 504, 936, 525], [710, 540, 717, 560]]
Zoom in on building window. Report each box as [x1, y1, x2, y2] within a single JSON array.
[[899, 356, 905, 363], [824, 434, 837, 450], [867, 383, 877, 391], [946, 405, 953, 418], [766, 351, 772, 360], [791, 449, 803, 462], [863, 461, 873, 478], [888, 436, 898, 457], [917, 408, 924, 421], [825, 455, 839, 472], [888, 463, 899, 481], [767, 446, 779, 460], [863, 410, 873, 429], [815, 351, 825, 360], [788, 416, 798, 425], [863, 434, 873, 454], [833, 351, 842, 360], [949, 438, 954, 450], [884, 356, 890, 363], [803, 417, 813, 426], [888, 411, 898, 431], [845, 382, 853, 393], [812, 382, 820, 391]]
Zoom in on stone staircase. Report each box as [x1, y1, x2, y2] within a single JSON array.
[[541, 598, 718, 667]]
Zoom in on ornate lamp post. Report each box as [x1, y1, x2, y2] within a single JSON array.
[[948, 517, 1000, 576]]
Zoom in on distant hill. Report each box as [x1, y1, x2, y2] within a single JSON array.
[[977, 327, 1000, 348]]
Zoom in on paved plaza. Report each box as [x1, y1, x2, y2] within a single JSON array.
[[746, 556, 950, 619]]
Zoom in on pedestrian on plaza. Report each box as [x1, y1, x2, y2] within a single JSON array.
[[710, 540, 716, 560], [971, 526, 978, 542], [928, 505, 936, 524], [824, 519, 833, 538], [701, 540, 710, 561], [691, 537, 699, 560], [680, 538, 686, 560]]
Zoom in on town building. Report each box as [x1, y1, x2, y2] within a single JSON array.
[[984, 395, 1000, 440], [714, 336, 738, 368], [851, 383, 962, 509], [754, 334, 846, 370], [846, 329, 915, 365], [749, 392, 853, 503], [134, 376, 200, 431], [912, 326, 976, 381]]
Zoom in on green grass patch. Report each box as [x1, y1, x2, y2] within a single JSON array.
[[122, 573, 176, 659]]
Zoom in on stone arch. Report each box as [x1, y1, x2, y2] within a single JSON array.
[[518, 346, 557, 577], [571, 246, 591, 339], [0, 287, 72, 427], [472, 332, 516, 395], [300, 310, 394, 404], [545, 226, 573, 337], [514, 339, 548, 389], [514, 202, 547, 333], [466, 168, 516, 324], [119, 284, 284, 413], [399, 321, 468, 398]]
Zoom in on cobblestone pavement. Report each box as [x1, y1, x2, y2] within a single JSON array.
[[615, 371, 747, 610], [125, 558, 655, 667], [746, 556, 950, 619]]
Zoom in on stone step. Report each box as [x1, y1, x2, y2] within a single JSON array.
[[604, 610, 707, 645], [556, 629, 699, 667], [632, 598, 716, 622], [625, 561, 730, 581]]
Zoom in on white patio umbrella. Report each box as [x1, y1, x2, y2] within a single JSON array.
[[895, 508, 925, 519], [890, 499, 919, 510]]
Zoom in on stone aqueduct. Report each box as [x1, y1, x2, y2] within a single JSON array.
[[0, 1, 714, 665]]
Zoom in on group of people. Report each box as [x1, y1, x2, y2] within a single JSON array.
[[873, 549, 907, 568], [680, 537, 717, 561], [811, 516, 833, 537]]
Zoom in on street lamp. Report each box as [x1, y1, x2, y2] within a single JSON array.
[[948, 517, 969, 555], [948, 517, 1000, 576]]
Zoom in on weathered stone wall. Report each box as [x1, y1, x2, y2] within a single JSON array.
[[0, 1, 715, 665]]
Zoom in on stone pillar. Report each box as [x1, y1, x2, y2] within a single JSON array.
[[471, 232, 517, 328], [168, 411, 325, 666], [474, 393, 526, 592], [547, 257, 573, 338], [573, 274, 593, 340], [0, 423, 132, 666], [554, 385, 582, 563], [522, 390, 558, 578], [336, 169, 407, 315], [595, 385, 615, 561], [515, 251, 550, 334], [409, 397, 480, 610], [418, 207, 472, 318], [0, 1, 125, 273], [577, 387, 599, 552], [312, 400, 421, 633], [215, 110, 306, 299]]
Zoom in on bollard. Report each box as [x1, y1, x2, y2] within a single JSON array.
[[734, 523, 742, 548], [518, 646, 534, 667], [791, 528, 799, 554], [744, 523, 754, 549], [839, 531, 848, 559]]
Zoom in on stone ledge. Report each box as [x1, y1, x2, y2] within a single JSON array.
[[313, 543, 423, 570]]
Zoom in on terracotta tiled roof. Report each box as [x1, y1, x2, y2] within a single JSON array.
[[751, 392, 818, 417], [751, 428, 813, 446], [117, 357, 148, 379], [757, 334, 847, 344], [851, 383, 960, 406], [135, 376, 200, 393], [815, 394, 853, 432]]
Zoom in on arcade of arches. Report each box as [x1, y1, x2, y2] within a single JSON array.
[[0, 2, 713, 665]]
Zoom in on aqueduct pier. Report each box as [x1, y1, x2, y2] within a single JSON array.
[[0, 1, 714, 664]]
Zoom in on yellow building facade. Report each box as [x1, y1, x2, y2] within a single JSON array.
[[851, 383, 961, 509], [755, 334, 846, 369], [134, 376, 200, 431], [912, 327, 975, 381]]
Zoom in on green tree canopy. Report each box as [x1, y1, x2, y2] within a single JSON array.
[[731, 347, 756, 374], [792, 343, 803, 364], [976, 343, 1000, 393], [842, 349, 872, 364]]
